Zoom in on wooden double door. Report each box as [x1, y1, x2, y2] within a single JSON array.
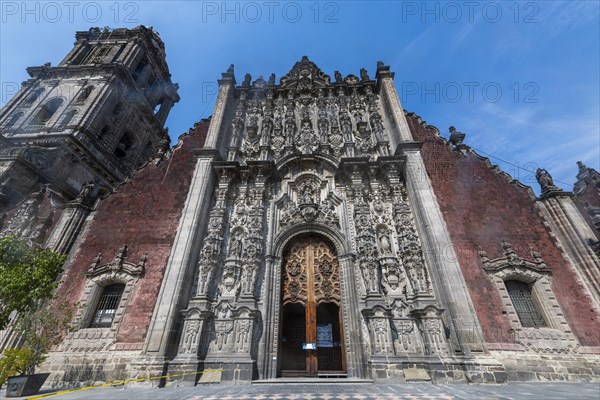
[[280, 236, 346, 377]]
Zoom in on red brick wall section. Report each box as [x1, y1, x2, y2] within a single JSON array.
[[56, 119, 209, 345], [405, 111, 600, 347]]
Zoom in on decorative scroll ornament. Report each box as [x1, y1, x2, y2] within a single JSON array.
[[86, 244, 146, 277], [282, 237, 340, 306], [478, 239, 550, 273], [282, 241, 309, 306]]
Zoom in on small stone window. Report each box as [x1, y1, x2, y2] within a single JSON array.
[[31, 98, 64, 125], [505, 280, 546, 328], [5, 112, 24, 128], [24, 88, 43, 105], [114, 132, 135, 158], [89, 283, 125, 328], [76, 86, 94, 103], [98, 125, 111, 141], [112, 102, 124, 117], [132, 59, 147, 82], [62, 110, 77, 126]]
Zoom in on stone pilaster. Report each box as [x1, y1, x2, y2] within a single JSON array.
[[378, 71, 487, 356], [46, 198, 93, 255], [135, 153, 218, 379], [536, 193, 600, 308]]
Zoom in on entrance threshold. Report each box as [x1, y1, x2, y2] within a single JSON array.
[[252, 378, 374, 385]]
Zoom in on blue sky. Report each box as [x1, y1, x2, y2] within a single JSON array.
[[1, 1, 598, 192]]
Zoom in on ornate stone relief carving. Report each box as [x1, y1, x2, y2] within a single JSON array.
[[389, 300, 424, 355], [279, 174, 340, 229], [194, 170, 233, 298], [388, 166, 433, 297], [0, 186, 55, 246], [362, 306, 394, 355], [229, 57, 391, 164], [412, 306, 449, 356]]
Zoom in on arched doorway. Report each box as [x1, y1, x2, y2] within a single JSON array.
[[279, 236, 346, 377]]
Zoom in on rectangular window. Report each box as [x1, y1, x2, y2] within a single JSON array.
[[506, 280, 546, 328], [89, 283, 125, 328]]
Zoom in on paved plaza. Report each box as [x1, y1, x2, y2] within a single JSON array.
[[2, 382, 599, 400]]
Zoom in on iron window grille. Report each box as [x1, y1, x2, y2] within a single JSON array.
[[89, 283, 125, 328], [505, 280, 546, 328]]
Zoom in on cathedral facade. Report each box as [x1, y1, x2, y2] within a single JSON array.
[[1, 27, 599, 387]]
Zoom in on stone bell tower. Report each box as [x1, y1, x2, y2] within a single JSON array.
[[0, 26, 179, 208]]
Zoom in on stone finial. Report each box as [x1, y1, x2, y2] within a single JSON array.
[[268, 73, 275, 86], [226, 64, 234, 74], [113, 244, 128, 266], [478, 247, 490, 266], [242, 73, 251, 87], [375, 61, 393, 79], [576, 161, 590, 181]]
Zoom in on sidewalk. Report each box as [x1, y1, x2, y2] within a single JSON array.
[[2, 382, 599, 400]]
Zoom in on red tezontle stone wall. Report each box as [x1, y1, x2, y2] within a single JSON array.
[[56, 119, 209, 346], [405, 112, 600, 347]]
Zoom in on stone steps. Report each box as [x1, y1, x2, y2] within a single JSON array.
[[251, 378, 374, 385]]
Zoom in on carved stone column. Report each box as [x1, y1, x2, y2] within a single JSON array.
[[348, 166, 385, 305], [167, 309, 212, 385], [362, 306, 395, 357], [412, 306, 449, 357]]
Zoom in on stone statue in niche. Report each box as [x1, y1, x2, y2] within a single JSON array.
[[77, 181, 94, 201], [228, 229, 244, 259], [297, 178, 320, 205], [360, 68, 370, 81], [295, 119, 319, 154], [378, 228, 393, 256], [334, 71, 342, 83], [242, 73, 251, 87], [355, 121, 376, 154], [320, 195, 337, 225], [536, 168, 562, 194]]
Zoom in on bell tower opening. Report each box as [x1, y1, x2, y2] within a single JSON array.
[[279, 235, 346, 378]]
